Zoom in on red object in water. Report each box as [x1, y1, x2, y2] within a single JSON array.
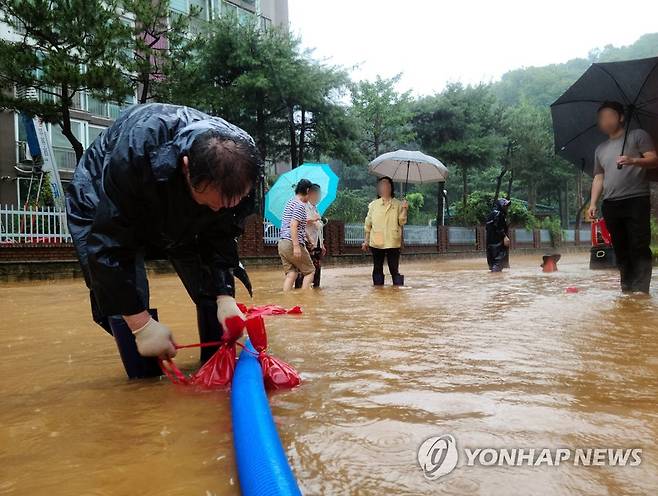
[[258, 353, 302, 390], [246, 316, 268, 352], [566, 287, 579, 293], [191, 342, 237, 387], [239, 304, 303, 318]]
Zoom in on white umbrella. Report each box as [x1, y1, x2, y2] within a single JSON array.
[[368, 149, 448, 192]]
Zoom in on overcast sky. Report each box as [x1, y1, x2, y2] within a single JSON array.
[[288, 0, 657, 96]]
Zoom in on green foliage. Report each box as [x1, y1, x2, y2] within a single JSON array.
[[0, 0, 134, 160], [350, 74, 415, 158], [160, 15, 356, 166], [405, 192, 424, 223], [412, 83, 506, 207], [122, 0, 201, 104], [324, 189, 370, 223], [449, 191, 536, 227]]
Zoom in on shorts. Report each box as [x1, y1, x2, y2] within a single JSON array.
[[277, 238, 315, 276]]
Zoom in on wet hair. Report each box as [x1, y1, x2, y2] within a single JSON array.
[[376, 176, 395, 198], [310, 183, 321, 193], [295, 179, 313, 195], [187, 130, 261, 200], [597, 101, 624, 118]]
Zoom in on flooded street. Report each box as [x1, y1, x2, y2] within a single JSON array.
[[1, 253, 657, 495]]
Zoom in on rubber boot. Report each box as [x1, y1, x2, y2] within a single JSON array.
[[313, 266, 321, 288], [109, 308, 162, 379], [372, 273, 385, 286], [392, 274, 405, 286], [196, 300, 223, 363]]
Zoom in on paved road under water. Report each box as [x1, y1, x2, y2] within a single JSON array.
[[1, 254, 657, 495]]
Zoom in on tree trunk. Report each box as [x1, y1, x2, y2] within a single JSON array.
[[139, 75, 150, 104], [527, 179, 537, 213], [298, 107, 306, 166], [255, 102, 267, 163], [494, 165, 508, 200], [461, 165, 468, 209], [506, 169, 514, 199], [288, 105, 298, 168], [60, 85, 84, 163]]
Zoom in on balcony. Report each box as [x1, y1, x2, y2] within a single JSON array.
[[52, 147, 78, 172]]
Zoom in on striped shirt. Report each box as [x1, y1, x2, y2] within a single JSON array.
[[280, 197, 307, 244]]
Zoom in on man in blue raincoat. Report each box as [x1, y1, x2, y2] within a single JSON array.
[[66, 103, 260, 378]]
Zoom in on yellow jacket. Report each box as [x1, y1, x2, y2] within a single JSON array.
[[364, 198, 408, 249]]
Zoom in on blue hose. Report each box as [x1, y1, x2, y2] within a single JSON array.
[[231, 340, 302, 496]]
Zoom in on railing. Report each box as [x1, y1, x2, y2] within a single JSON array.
[[539, 229, 551, 244], [514, 228, 534, 243], [447, 226, 476, 245], [0, 205, 71, 244], [403, 225, 437, 245], [263, 223, 280, 245], [344, 224, 365, 245], [563, 229, 576, 242], [579, 229, 592, 243]]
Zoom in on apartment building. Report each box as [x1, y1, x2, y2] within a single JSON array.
[[0, 0, 289, 206]]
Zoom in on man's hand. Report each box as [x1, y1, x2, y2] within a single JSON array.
[[588, 204, 598, 220], [132, 318, 176, 359], [616, 155, 635, 167], [503, 236, 510, 248], [321, 245, 327, 256], [293, 244, 302, 258], [217, 295, 245, 342]]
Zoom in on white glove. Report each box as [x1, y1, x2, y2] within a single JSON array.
[[133, 318, 177, 358], [217, 295, 245, 342]]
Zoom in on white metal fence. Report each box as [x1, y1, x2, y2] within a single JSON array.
[[404, 225, 437, 245], [0, 205, 71, 243], [263, 222, 281, 245], [344, 223, 365, 245]]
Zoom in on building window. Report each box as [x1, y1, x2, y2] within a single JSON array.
[[87, 125, 107, 145], [50, 120, 85, 172], [260, 16, 272, 31]]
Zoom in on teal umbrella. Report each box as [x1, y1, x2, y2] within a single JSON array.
[[264, 163, 339, 228]]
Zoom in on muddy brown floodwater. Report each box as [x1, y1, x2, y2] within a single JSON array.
[[1, 254, 657, 495]]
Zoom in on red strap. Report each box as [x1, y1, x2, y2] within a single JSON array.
[[158, 358, 190, 385]]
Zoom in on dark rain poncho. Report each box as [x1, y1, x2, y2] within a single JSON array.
[[66, 103, 257, 331], [485, 199, 510, 271]]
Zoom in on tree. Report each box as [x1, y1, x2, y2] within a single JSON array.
[[350, 74, 414, 158], [413, 83, 505, 209], [161, 15, 355, 167], [122, 0, 200, 104], [0, 0, 134, 162], [502, 101, 574, 215]]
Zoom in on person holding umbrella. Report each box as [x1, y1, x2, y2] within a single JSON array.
[[365, 149, 449, 286], [361, 176, 408, 286], [587, 101, 658, 293], [295, 183, 326, 288], [277, 179, 316, 291]]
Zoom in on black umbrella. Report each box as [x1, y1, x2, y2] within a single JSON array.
[[550, 56, 658, 176]]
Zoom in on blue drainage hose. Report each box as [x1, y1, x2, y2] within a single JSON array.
[[231, 340, 302, 496]]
